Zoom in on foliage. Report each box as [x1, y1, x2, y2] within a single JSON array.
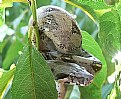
[[12, 45, 57, 99], [0, 0, 121, 99], [0, 64, 15, 98]]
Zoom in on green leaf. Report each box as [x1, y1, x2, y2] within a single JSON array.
[[65, 0, 111, 10], [12, 10, 28, 30], [3, 86, 12, 99], [99, 9, 121, 56], [3, 38, 24, 70], [79, 31, 107, 99], [117, 2, 121, 21], [0, 8, 5, 26], [11, 44, 57, 99], [0, 2, 12, 8], [98, 6, 121, 77], [0, 66, 15, 98], [64, 0, 98, 24], [0, 0, 27, 8], [12, 0, 27, 2], [0, 38, 9, 53], [36, 0, 51, 8], [80, 0, 110, 10]]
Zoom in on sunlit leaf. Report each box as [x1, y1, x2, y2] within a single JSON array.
[[64, 0, 98, 24], [0, 65, 15, 99], [65, 0, 111, 10], [12, 0, 27, 2], [0, 0, 12, 7], [0, 8, 5, 26], [3, 85, 12, 99], [99, 9, 121, 57]]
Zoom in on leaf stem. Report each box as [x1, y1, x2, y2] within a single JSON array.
[[28, 0, 40, 50], [28, 25, 32, 45]]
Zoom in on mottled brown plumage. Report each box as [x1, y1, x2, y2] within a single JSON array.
[[28, 6, 102, 86], [29, 5, 82, 55]]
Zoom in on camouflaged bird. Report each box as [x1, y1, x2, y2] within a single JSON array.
[[29, 5, 102, 86], [29, 5, 82, 54]]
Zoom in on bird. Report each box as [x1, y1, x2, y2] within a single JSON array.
[[29, 5, 82, 55], [28, 5, 102, 85]]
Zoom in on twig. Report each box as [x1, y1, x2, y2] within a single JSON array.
[[28, 0, 40, 50]]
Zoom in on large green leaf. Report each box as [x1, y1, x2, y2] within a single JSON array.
[[98, 8, 121, 77], [79, 31, 107, 99], [0, 66, 15, 98], [101, 7, 121, 95], [99, 8, 121, 56], [11, 44, 57, 99]]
